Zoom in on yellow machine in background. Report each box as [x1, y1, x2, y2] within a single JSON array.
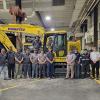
[[0, 30, 17, 51], [68, 40, 81, 53], [44, 31, 67, 64], [43, 30, 81, 76], [0, 24, 44, 52], [43, 31, 81, 65]]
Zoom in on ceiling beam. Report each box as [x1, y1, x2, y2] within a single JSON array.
[[35, 11, 46, 29]]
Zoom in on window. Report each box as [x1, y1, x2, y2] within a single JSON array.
[[54, 34, 65, 50]]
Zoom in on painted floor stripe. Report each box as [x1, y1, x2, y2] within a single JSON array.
[[0, 79, 41, 92], [0, 85, 18, 92]]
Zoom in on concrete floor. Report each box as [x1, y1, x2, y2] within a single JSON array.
[[0, 78, 100, 100]]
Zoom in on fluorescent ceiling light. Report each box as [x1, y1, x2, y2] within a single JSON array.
[[45, 16, 51, 21], [25, 18, 27, 21], [51, 28, 55, 31]]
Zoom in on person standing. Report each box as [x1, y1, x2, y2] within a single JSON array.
[[22, 49, 31, 79], [30, 49, 39, 78], [0, 48, 8, 80], [15, 49, 23, 79], [74, 49, 80, 79], [46, 48, 55, 79], [38, 49, 47, 78], [79, 50, 90, 79], [65, 51, 76, 79], [32, 36, 42, 52], [90, 47, 100, 80], [7, 46, 15, 79]]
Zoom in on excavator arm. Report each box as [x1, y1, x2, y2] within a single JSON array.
[[0, 24, 45, 52], [0, 30, 17, 52]]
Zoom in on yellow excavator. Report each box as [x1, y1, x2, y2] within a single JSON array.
[[43, 30, 81, 76], [0, 24, 45, 52], [44, 30, 81, 65]]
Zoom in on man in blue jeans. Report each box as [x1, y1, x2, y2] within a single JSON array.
[[30, 49, 39, 78], [46, 48, 55, 79], [0, 48, 8, 80], [22, 49, 31, 79], [38, 49, 47, 78]]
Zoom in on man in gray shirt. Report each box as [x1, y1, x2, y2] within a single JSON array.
[[22, 49, 31, 78], [38, 49, 47, 78], [0, 48, 7, 80], [30, 49, 39, 78], [15, 49, 23, 79]]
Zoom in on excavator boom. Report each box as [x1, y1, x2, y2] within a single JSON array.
[[0, 24, 45, 52]]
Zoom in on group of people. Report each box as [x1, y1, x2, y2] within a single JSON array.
[[0, 44, 100, 80], [0, 47, 55, 80], [66, 47, 100, 80]]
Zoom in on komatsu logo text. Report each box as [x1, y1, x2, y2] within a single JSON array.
[[8, 28, 25, 31]]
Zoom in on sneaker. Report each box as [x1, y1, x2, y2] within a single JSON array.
[[7, 78, 11, 80], [4, 78, 8, 80], [65, 77, 69, 79], [48, 77, 51, 80], [90, 76, 95, 79]]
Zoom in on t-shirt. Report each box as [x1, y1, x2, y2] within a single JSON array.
[[90, 51, 100, 62], [46, 51, 54, 61], [32, 40, 42, 50], [30, 53, 38, 64], [23, 53, 30, 64], [7, 51, 15, 64], [38, 53, 46, 63], [67, 53, 76, 64], [0, 53, 7, 66], [15, 52, 23, 63]]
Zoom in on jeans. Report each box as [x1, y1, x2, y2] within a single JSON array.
[[80, 64, 90, 78], [23, 64, 31, 78], [32, 63, 38, 78], [8, 63, 15, 79], [91, 61, 99, 78], [0, 65, 8, 79], [47, 62, 54, 78], [75, 63, 80, 79], [39, 64, 46, 78]]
